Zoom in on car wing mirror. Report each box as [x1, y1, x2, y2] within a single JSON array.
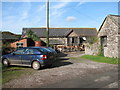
[[12, 52, 16, 55]]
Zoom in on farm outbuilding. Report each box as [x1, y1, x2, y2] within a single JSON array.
[[22, 28, 97, 51], [22, 28, 97, 44], [98, 15, 120, 58], [11, 38, 35, 48]]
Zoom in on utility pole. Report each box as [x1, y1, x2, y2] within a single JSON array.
[[46, 0, 49, 47]]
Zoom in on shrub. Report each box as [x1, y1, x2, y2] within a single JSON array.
[[2, 47, 15, 55], [86, 36, 98, 44]]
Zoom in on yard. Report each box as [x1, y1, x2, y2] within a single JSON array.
[[1, 51, 84, 85], [2, 51, 119, 88]]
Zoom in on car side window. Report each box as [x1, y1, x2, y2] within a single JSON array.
[[25, 49, 33, 54], [14, 48, 25, 54], [25, 49, 41, 54]]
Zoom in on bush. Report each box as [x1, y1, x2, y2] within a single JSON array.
[[2, 47, 15, 55], [86, 36, 98, 44]]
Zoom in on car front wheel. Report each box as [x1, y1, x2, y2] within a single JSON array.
[[32, 61, 41, 70], [3, 59, 9, 67]]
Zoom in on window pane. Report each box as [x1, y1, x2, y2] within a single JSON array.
[[16, 43, 24, 48], [14, 49, 25, 54], [25, 49, 41, 54]]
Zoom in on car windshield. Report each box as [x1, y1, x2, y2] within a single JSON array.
[[47, 47, 56, 52]]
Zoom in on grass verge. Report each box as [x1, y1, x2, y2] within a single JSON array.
[[81, 55, 120, 64], [2, 65, 35, 84], [0, 64, 2, 87]]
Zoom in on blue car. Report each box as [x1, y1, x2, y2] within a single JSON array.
[[46, 47, 57, 58], [1, 47, 56, 70]]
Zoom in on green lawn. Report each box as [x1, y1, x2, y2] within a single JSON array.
[[81, 55, 120, 64], [2, 65, 35, 84]]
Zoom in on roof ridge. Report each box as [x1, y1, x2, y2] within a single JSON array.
[[108, 14, 120, 17], [108, 15, 119, 26], [64, 29, 73, 36], [23, 27, 96, 29]]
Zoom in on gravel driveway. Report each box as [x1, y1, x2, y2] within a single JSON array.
[[3, 51, 118, 88]]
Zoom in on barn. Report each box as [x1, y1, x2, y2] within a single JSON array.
[[22, 28, 97, 46], [98, 15, 120, 58]]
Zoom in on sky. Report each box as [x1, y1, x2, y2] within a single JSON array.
[[1, 1, 119, 34]]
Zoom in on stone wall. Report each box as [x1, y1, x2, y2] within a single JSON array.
[[98, 15, 119, 58], [85, 42, 100, 55], [104, 20, 118, 58], [117, 35, 120, 58]]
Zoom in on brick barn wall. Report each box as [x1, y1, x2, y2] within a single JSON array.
[[11, 39, 27, 48]]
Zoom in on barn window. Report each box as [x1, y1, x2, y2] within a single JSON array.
[[72, 37, 74, 43], [74, 37, 78, 44], [68, 37, 72, 45], [67, 37, 78, 45], [16, 42, 24, 48], [71, 37, 77, 44], [101, 36, 107, 47]]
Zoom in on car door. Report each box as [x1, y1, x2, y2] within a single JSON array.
[[9, 48, 25, 65], [22, 49, 41, 65]]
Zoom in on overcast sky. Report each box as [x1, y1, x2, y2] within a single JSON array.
[[1, 1, 119, 34]]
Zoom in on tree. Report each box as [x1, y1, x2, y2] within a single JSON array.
[[26, 30, 40, 41]]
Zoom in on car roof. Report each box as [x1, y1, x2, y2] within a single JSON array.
[[18, 47, 46, 49]]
